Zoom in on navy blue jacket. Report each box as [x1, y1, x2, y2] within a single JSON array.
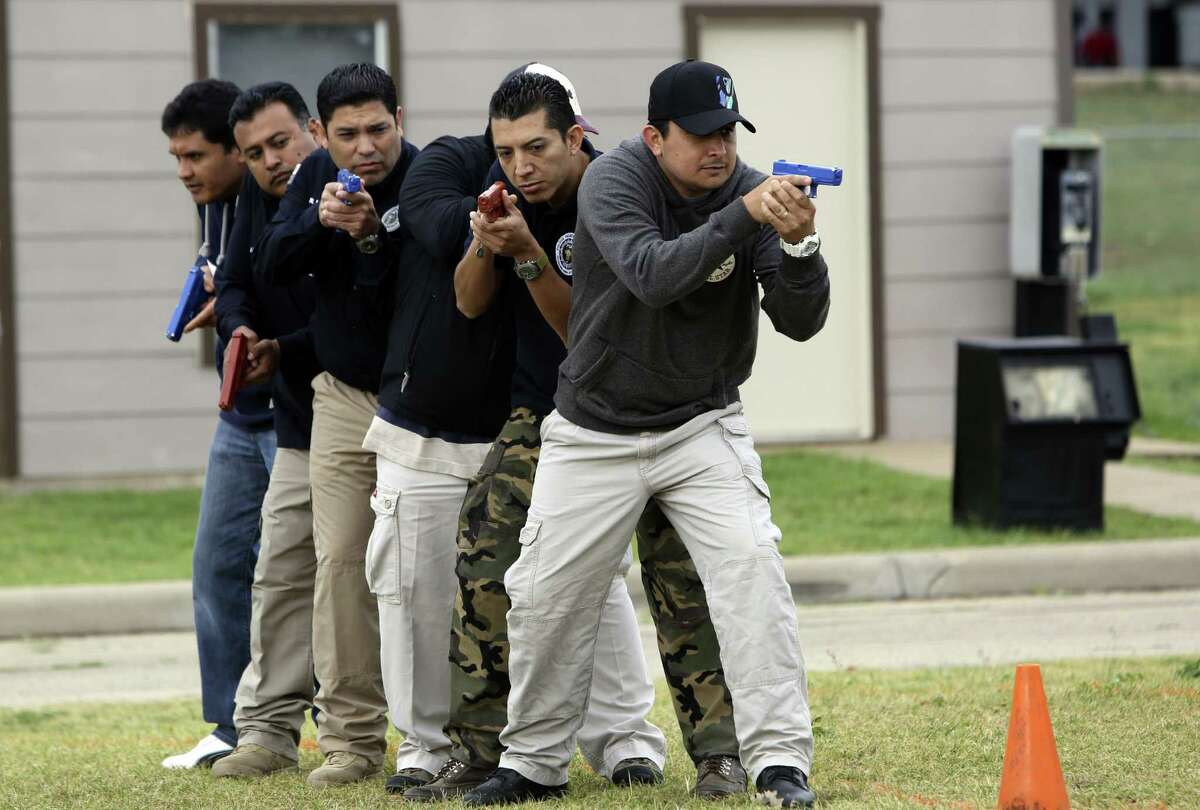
[[215, 172, 320, 449], [197, 197, 273, 431], [255, 144, 418, 394], [374, 134, 513, 442]]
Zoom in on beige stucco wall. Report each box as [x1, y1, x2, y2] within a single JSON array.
[[7, 0, 1062, 476]]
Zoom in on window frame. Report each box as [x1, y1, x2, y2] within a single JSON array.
[[194, 3, 401, 92]]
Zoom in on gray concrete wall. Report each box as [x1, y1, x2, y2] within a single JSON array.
[[7, 0, 1062, 476]]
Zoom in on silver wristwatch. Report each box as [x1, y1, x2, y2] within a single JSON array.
[[356, 233, 381, 255], [780, 230, 820, 260]]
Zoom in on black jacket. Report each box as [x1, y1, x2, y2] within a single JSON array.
[[215, 172, 320, 449], [374, 134, 513, 442], [197, 197, 274, 431], [255, 143, 419, 394]]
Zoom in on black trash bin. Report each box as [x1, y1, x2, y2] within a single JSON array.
[[952, 337, 1140, 531]]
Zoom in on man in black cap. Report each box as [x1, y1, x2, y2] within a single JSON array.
[[465, 60, 829, 808]]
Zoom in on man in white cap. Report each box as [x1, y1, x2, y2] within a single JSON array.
[[404, 63, 746, 803], [466, 59, 828, 808]]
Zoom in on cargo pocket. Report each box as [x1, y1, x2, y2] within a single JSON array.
[[505, 515, 543, 610], [717, 415, 781, 548], [365, 487, 402, 599]]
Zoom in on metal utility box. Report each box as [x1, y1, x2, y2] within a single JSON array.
[[952, 338, 1140, 531], [1010, 128, 1104, 281]]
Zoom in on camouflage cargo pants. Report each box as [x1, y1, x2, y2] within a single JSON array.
[[448, 407, 737, 766]]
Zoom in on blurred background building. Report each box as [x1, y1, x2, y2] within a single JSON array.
[[0, 0, 1077, 478], [1073, 0, 1200, 68]]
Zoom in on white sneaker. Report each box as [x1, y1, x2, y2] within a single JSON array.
[[161, 734, 234, 769]]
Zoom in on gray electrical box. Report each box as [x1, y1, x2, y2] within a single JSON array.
[[1010, 127, 1104, 280]]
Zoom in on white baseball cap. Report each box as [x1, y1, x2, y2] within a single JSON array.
[[507, 62, 599, 134]]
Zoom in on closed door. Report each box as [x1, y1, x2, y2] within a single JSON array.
[[698, 13, 877, 441]]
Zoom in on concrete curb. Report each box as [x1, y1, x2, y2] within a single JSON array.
[[3, 538, 1199, 639], [0, 580, 194, 639]]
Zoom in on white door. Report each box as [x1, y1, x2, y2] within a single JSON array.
[[699, 15, 876, 441]]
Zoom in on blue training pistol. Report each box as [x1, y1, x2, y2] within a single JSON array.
[[772, 161, 844, 197], [165, 262, 209, 342], [337, 168, 362, 198]]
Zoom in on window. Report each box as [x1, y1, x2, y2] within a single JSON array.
[[195, 4, 401, 115]]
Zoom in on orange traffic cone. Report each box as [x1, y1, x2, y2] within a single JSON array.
[[998, 663, 1070, 810]]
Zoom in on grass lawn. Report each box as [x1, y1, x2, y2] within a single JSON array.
[[0, 656, 1196, 809], [761, 451, 1200, 556], [0, 487, 200, 588], [4, 451, 1199, 588], [1074, 85, 1200, 442], [1127, 455, 1200, 476]]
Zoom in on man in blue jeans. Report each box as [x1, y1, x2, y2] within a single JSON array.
[[160, 79, 278, 768]]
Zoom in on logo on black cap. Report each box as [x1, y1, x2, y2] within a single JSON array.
[[717, 75, 734, 109]]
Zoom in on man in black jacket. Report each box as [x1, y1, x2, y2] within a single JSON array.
[[160, 79, 277, 771], [255, 63, 415, 788], [357, 128, 515, 795], [209, 81, 322, 779]]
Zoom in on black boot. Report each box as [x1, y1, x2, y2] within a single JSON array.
[[463, 767, 568, 805], [755, 766, 815, 807], [611, 757, 664, 785]]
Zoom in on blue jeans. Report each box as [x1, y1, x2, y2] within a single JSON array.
[[193, 418, 277, 746]]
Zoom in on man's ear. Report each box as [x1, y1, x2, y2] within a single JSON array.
[[394, 106, 404, 138], [566, 124, 584, 155], [641, 124, 664, 157], [313, 119, 329, 149]]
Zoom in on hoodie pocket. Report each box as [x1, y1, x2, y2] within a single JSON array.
[[571, 342, 718, 424]]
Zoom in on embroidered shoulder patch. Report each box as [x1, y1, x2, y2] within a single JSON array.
[[707, 254, 735, 283], [555, 232, 575, 276]]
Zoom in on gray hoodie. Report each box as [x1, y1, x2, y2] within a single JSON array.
[[555, 137, 831, 433]]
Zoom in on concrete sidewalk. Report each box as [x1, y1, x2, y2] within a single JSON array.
[[6, 590, 1198, 709], [3, 537, 1198, 639]]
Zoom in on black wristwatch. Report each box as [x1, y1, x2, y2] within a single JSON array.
[[356, 233, 381, 255]]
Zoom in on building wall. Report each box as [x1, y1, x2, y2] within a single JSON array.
[[6, 0, 1063, 477]]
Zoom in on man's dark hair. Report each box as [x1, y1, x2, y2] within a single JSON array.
[[648, 119, 671, 138], [161, 79, 241, 150], [228, 81, 310, 130], [316, 63, 397, 126], [489, 72, 575, 137]]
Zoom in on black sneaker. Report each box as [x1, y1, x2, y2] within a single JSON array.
[[404, 758, 495, 802], [611, 757, 663, 785], [694, 755, 747, 798], [385, 766, 433, 794], [463, 767, 568, 805], [755, 766, 815, 808]]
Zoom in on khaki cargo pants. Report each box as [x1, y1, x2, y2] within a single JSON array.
[[498, 405, 813, 786], [307, 372, 388, 763]]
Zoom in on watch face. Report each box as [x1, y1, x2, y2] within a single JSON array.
[[515, 260, 541, 280], [357, 235, 380, 254]]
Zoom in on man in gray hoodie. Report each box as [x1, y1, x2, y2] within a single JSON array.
[[465, 60, 829, 808]]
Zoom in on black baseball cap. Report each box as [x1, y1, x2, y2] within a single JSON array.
[[648, 60, 756, 135]]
